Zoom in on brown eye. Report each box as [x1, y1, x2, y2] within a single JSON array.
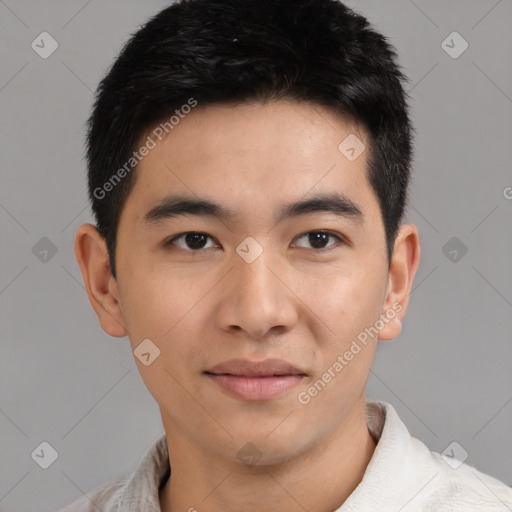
[[166, 232, 216, 251], [294, 231, 343, 250]]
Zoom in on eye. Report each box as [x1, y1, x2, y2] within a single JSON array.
[[165, 232, 217, 251], [164, 230, 345, 252], [294, 230, 344, 250]]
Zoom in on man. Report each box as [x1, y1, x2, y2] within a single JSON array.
[[61, 0, 512, 510]]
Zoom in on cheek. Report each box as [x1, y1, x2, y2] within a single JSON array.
[[316, 269, 385, 336], [309, 272, 385, 386], [339, 285, 383, 336], [311, 279, 382, 403], [121, 270, 209, 368], [120, 263, 194, 335]]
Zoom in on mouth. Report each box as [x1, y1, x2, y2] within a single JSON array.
[[204, 358, 307, 401]]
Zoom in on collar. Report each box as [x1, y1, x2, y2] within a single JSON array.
[[117, 400, 415, 511]]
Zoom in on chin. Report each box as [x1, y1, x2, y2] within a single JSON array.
[[220, 423, 318, 468]]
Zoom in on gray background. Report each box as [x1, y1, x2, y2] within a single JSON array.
[[0, 0, 511, 510]]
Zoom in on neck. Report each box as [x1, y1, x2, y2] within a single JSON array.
[[159, 397, 376, 512]]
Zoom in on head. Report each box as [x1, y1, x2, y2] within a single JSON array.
[[76, 0, 420, 467]]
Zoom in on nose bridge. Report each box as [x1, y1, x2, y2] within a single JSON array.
[[237, 250, 278, 301], [218, 243, 298, 338], [234, 233, 278, 291]]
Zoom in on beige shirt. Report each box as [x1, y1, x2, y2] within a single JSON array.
[[56, 400, 512, 511]]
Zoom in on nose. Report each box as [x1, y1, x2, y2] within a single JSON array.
[[216, 251, 298, 340]]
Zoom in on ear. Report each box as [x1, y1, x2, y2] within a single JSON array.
[[378, 223, 421, 341], [74, 223, 128, 338]]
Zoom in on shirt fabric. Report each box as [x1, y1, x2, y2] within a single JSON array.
[[57, 400, 512, 511]]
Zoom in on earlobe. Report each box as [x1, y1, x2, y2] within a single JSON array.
[[378, 224, 420, 341], [74, 223, 128, 338]]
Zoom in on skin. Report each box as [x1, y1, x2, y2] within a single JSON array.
[[75, 100, 420, 512]]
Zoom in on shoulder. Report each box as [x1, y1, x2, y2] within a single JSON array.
[[370, 401, 512, 511], [54, 433, 169, 512], [412, 440, 512, 511], [55, 471, 131, 512]]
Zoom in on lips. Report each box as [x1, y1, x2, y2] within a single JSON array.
[[204, 358, 307, 401], [205, 358, 306, 377]]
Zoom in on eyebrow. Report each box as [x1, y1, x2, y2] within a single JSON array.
[[141, 192, 364, 228]]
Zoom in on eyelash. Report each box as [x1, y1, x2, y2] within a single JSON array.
[[164, 230, 346, 252]]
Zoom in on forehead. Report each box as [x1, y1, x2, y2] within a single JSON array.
[[120, 100, 381, 231]]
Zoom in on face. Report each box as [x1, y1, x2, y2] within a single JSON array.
[[77, 100, 419, 466]]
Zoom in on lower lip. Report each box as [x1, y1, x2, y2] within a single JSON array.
[[206, 374, 304, 401]]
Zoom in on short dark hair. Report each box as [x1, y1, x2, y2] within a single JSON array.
[[86, 0, 413, 279]]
